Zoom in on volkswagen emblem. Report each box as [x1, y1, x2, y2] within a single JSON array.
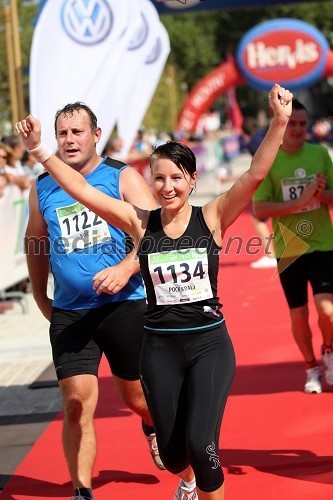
[[61, 0, 113, 45], [127, 13, 149, 51], [145, 36, 162, 64]]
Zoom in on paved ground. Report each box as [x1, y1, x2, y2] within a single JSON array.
[[0, 290, 63, 492], [0, 153, 251, 494]]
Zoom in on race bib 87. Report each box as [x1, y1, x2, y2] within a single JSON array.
[[281, 174, 320, 213]]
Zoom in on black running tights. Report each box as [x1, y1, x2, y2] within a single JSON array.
[[140, 323, 235, 492]]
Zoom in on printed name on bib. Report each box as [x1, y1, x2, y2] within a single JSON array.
[[281, 174, 320, 213], [56, 201, 111, 253], [148, 248, 213, 305]]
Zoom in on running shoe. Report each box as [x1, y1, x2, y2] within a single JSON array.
[[250, 256, 276, 269], [146, 433, 165, 470], [70, 489, 94, 500], [174, 480, 198, 500], [304, 366, 322, 394], [70, 495, 93, 500], [322, 349, 333, 385]]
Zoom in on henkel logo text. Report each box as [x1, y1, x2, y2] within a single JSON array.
[[246, 38, 319, 70], [237, 19, 329, 91]]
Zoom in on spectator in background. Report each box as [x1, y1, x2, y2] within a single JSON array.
[[103, 134, 151, 177], [311, 118, 332, 145], [102, 136, 124, 160], [0, 175, 6, 197], [127, 131, 152, 164], [1, 135, 33, 190], [133, 129, 150, 154], [22, 150, 45, 179], [0, 140, 32, 294], [0, 144, 9, 196], [242, 117, 276, 268], [2, 134, 25, 166]]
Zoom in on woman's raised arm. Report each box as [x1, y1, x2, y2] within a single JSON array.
[[205, 83, 293, 237]]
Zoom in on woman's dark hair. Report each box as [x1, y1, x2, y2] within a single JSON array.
[[54, 102, 98, 135], [150, 141, 197, 177]]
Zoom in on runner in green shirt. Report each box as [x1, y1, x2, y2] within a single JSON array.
[[253, 99, 333, 395]]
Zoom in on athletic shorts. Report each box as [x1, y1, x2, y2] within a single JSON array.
[[253, 215, 268, 223], [277, 250, 333, 309], [50, 299, 146, 381]]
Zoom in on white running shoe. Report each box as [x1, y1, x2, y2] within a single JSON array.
[[70, 491, 93, 500], [174, 480, 198, 500], [250, 255, 276, 269], [146, 433, 165, 470], [322, 349, 333, 385], [304, 366, 322, 394]]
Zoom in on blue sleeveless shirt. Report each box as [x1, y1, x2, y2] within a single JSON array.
[[37, 157, 145, 310]]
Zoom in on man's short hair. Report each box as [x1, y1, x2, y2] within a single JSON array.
[[291, 99, 307, 114], [54, 102, 98, 135]]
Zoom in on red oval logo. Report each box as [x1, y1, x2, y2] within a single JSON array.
[[237, 19, 329, 91]]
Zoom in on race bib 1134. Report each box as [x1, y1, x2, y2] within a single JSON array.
[[148, 248, 213, 305]]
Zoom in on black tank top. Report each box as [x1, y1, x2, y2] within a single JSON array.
[[138, 206, 224, 333]]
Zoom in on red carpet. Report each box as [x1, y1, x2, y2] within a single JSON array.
[[2, 208, 333, 499]]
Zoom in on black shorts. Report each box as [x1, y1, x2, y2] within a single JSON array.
[[253, 216, 269, 223], [278, 251, 333, 309], [50, 299, 146, 381]]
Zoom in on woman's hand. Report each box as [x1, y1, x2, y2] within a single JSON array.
[[269, 83, 293, 120]]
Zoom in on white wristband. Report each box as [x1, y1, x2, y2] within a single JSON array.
[[28, 142, 53, 163]]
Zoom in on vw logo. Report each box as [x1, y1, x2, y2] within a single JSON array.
[[145, 37, 162, 64], [127, 13, 149, 51], [161, 0, 202, 10], [61, 0, 113, 45]]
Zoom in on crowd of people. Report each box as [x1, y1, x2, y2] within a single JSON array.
[[0, 134, 44, 194]]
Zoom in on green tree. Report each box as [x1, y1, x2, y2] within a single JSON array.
[[144, 1, 333, 130], [1, 1, 333, 133], [0, 1, 38, 133]]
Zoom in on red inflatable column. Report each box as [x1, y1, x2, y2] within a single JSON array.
[[176, 58, 243, 132]]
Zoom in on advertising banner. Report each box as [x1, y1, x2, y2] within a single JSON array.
[[30, 0, 131, 153], [152, 0, 319, 15], [117, 2, 170, 154], [30, 0, 169, 155], [236, 19, 330, 91], [0, 186, 29, 292]]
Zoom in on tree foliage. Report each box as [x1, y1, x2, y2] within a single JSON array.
[[0, 1, 333, 132], [144, 1, 333, 130], [0, 0, 38, 132]]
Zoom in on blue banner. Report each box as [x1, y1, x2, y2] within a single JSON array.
[[152, 0, 318, 15]]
